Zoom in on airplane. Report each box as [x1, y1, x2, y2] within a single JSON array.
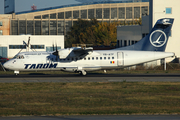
[[3, 18, 174, 75]]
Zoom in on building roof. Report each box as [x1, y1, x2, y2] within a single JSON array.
[[16, 0, 149, 15]]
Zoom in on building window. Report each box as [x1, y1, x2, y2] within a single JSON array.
[[0, 21, 2, 26], [96, 8, 102, 19], [19, 20, 26, 35], [50, 13, 56, 19], [42, 14, 49, 19], [27, 21, 34, 35], [103, 8, 110, 19], [124, 40, 127, 46], [0, 30, 2, 35], [126, 7, 132, 19], [166, 8, 172, 14], [65, 11, 72, 19], [132, 41, 135, 45], [88, 9, 94, 19], [11, 20, 18, 35], [81, 10, 87, 19], [141, 6, 148, 16], [42, 21, 49, 35], [134, 7, 140, 19], [120, 40, 122, 47], [9, 45, 26, 49], [118, 7, 125, 19], [34, 16, 41, 19], [31, 45, 44, 49], [111, 8, 117, 19], [50, 21, 57, 35], [35, 21, 41, 35], [58, 12, 64, 19], [73, 10, 79, 19]]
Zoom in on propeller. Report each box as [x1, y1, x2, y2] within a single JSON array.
[[53, 44, 55, 51], [52, 43, 59, 61]]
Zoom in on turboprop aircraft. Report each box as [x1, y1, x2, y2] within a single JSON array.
[[3, 18, 174, 75]]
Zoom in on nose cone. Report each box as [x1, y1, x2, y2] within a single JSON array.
[[3, 61, 12, 70], [3, 62, 9, 69]]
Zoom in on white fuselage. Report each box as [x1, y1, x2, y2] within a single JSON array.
[[3, 49, 174, 73]]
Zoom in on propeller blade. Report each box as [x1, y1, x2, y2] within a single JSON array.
[[53, 44, 55, 51], [56, 44, 58, 52]]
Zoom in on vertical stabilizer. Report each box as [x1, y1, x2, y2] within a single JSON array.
[[116, 18, 174, 51]]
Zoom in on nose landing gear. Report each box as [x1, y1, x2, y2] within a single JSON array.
[[14, 71, 19, 75]]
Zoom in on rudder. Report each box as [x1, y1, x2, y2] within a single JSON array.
[[116, 18, 174, 51]]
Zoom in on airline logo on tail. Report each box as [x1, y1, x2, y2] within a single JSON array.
[[149, 30, 167, 47]]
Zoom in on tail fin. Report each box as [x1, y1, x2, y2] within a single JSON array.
[[116, 18, 174, 51]]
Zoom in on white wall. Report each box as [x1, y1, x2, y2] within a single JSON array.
[[0, 35, 64, 58], [150, 0, 180, 60]]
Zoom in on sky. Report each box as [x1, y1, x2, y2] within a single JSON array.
[[0, 0, 80, 14], [0, 0, 4, 14], [0, 0, 129, 14]]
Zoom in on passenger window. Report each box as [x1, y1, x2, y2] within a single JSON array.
[[108, 57, 110, 60], [96, 57, 98, 60], [84, 57, 86, 60], [112, 57, 114, 59], [92, 57, 94, 60], [100, 57, 102, 60], [88, 57, 90, 60], [104, 57, 106, 60]]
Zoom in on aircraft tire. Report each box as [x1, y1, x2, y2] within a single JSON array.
[[80, 70, 87, 76]]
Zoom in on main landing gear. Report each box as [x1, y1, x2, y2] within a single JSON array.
[[79, 70, 87, 76]]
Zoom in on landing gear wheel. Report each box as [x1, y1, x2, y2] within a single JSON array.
[[14, 71, 19, 76], [80, 70, 87, 76]]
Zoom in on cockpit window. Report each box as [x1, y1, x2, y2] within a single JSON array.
[[13, 55, 18, 59], [13, 55, 24, 59]]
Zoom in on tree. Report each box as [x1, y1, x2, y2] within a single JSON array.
[[66, 19, 118, 47], [66, 18, 142, 48], [65, 19, 98, 47]]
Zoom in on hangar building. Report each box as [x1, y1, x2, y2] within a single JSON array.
[[1, 0, 149, 36]]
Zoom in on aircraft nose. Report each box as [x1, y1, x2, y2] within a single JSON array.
[[3, 62, 10, 69]]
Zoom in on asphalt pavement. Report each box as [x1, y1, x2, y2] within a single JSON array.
[[0, 73, 180, 83]]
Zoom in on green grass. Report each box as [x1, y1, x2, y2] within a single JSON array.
[[0, 82, 180, 116]]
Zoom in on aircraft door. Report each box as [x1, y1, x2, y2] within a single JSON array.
[[117, 52, 124, 66], [46, 56, 51, 64]]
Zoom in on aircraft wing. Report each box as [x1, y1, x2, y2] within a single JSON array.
[[72, 47, 93, 57]]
